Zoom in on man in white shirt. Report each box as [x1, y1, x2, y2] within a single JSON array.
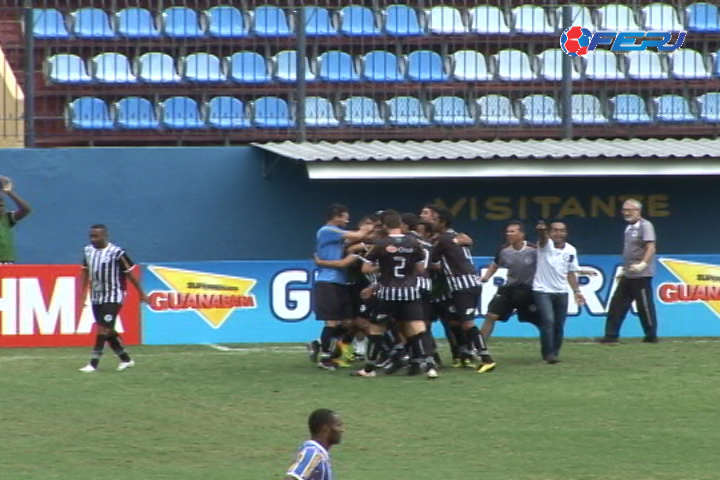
[[532, 221, 585, 364]]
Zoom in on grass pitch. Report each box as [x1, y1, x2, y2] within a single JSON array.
[[1, 339, 719, 480]]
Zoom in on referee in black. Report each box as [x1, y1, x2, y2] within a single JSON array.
[[78, 224, 148, 372]]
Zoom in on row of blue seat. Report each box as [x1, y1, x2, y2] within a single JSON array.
[[45, 49, 720, 85], [32, 3, 720, 39], [66, 93, 720, 130]]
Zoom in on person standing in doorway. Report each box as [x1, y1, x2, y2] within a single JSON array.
[[599, 199, 658, 344]]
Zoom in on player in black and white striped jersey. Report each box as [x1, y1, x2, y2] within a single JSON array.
[[426, 205, 497, 374], [356, 210, 438, 379], [78, 224, 148, 373]]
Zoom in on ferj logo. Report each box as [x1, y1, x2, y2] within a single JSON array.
[[658, 259, 720, 318], [147, 265, 257, 329], [560, 26, 686, 56]]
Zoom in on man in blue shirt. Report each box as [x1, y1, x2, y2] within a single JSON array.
[[313, 204, 373, 369], [285, 409, 344, 480]]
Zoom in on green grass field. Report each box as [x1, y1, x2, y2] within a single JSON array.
[[1, 339, 719, 480]]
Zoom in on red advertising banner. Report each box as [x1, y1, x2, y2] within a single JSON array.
[[0, 265, 141, 347]]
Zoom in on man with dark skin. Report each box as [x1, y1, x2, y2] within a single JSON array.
[[285, 409, 345, 480]]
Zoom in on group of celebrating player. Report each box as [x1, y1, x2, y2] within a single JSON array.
[[307, 203, 529, 379]]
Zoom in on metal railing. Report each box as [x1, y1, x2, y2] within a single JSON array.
[[0, 0, 718, 147]]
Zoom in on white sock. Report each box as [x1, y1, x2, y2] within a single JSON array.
[[352, 337, 367, 356]]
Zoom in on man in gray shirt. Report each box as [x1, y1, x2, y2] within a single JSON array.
[[599, 199, 658, 343], [480, 221, 540, 340]]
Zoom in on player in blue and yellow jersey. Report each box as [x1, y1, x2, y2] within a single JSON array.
[[285, 409, 344, 480]]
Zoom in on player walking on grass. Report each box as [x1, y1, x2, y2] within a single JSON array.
[[78, 224, 148, 373], [285, 409, 344, 480]]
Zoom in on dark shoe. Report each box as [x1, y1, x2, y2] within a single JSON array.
[[642, 336, 659, 343], [596, 336, 619, 344], [407, 363, 422, 376], [307, 340, 320, 363], [545, 355, 561, 364]]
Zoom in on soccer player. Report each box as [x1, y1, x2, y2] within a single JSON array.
[[0, 176, 31, 264], [78, 224, 148, 373], [480, 221, 540, 340], [425, 205, 497, 373], [312, 204, 374, 369], [285, 408, 344, 480], [357, 210, 439, 379], [532, 221, 585, 363], [599, 199, 659, 343]]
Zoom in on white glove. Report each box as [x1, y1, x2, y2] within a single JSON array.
[[628, 262, 648, 273]]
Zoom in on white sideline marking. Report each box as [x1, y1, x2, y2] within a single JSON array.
[[208, 344, 307, 353]]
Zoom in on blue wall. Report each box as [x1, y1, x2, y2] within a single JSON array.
[[1, 146, 715, 264]]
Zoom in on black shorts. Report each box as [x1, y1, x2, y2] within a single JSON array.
[[313, 282, 352, 321], [452, 287, 482, 321], [374, 300, 425, 324], [487, 285, 540, 325], [349, 283, 371, 319], [429, 298, 458, 323], [92, 303, 122, 329]]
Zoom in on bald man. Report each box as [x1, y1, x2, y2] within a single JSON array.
[[599, 199, 658, 343]]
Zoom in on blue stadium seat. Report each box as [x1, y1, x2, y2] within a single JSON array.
[[426, 6, 468, 34], [207, 96, 251, 129], [304, 97, 341, 127], [227, 52, 271, 84], [537, 49, 581, 81], [361, 51, 405, 82], [206, 6, 249, 38], [252, 97, 295, 128], [610, 94, 652, 124], [686, 3, 720, 33], [339, 6, 381, 37], [163, 7, 205, 38], [696, 92, 720, 122], [451, 51, 493, 81], [66, 97, 114, 129], [303, 7, 338, 37], [476, 95, 521, 125], [71, 8, 115, 39], [716, 51, 720, 77], [387, 96, 431, 126], [253, 6, 293, 37], [570, 94, 609, 124], [46, 54, 92, 84], [341, 97, 385, 126], [116, 8, 160, 38], [583, 51, 626, 80], [520, 95, 562, 125], [161, 97, 205, 129], [512, 6, 554, 34], [136, 53, 181, 83], [554, 5, 595, 29], [595, 4, 641, 30], [432, 96, 475, 126], [406, 50, 448, 82], [468, 6, 511, 34], [641, 4, 683, 30], [494, 49, 536, 81], [183, 53, 227, 83], [115, 97, 160, 129], [273, 51, 316, 83], [317, 51, 360, 82], [626, 51, 668, 80], [32, 8, 70, 39], [384, 5, 425, 36], [653, 94, 697, 123], [670, 50, 711, 79], [91, 53, 137, 84]]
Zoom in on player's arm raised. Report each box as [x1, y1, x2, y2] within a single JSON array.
[[361, 246, 380, 274], [536, 220, 549, 248], [454, 232, 473, 246], [343, 223, 374, 243], [0, 176, 31, 222], [314, 254, 359, 268]]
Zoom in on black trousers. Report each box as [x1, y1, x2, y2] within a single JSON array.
[[604, 276, 658, 339]]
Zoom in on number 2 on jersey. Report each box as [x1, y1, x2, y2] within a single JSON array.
[[393, 256, 406, 278]]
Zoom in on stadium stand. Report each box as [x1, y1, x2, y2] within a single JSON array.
[[0, 1, 719, 146]]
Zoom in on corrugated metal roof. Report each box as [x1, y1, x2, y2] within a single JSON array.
[[252, 138, 720, 162]]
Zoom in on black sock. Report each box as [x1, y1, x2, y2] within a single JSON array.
[[451, 325, 467, 355], [466, 325, 492, 360], [320, 326, 336, 355], [442, 322, 459, 359], [107, 333, 131, 362], [363, 334, 383, 373], [407, 333, 426, 364], [90, 334, 105, 368], [421, 331, 437, 367]]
